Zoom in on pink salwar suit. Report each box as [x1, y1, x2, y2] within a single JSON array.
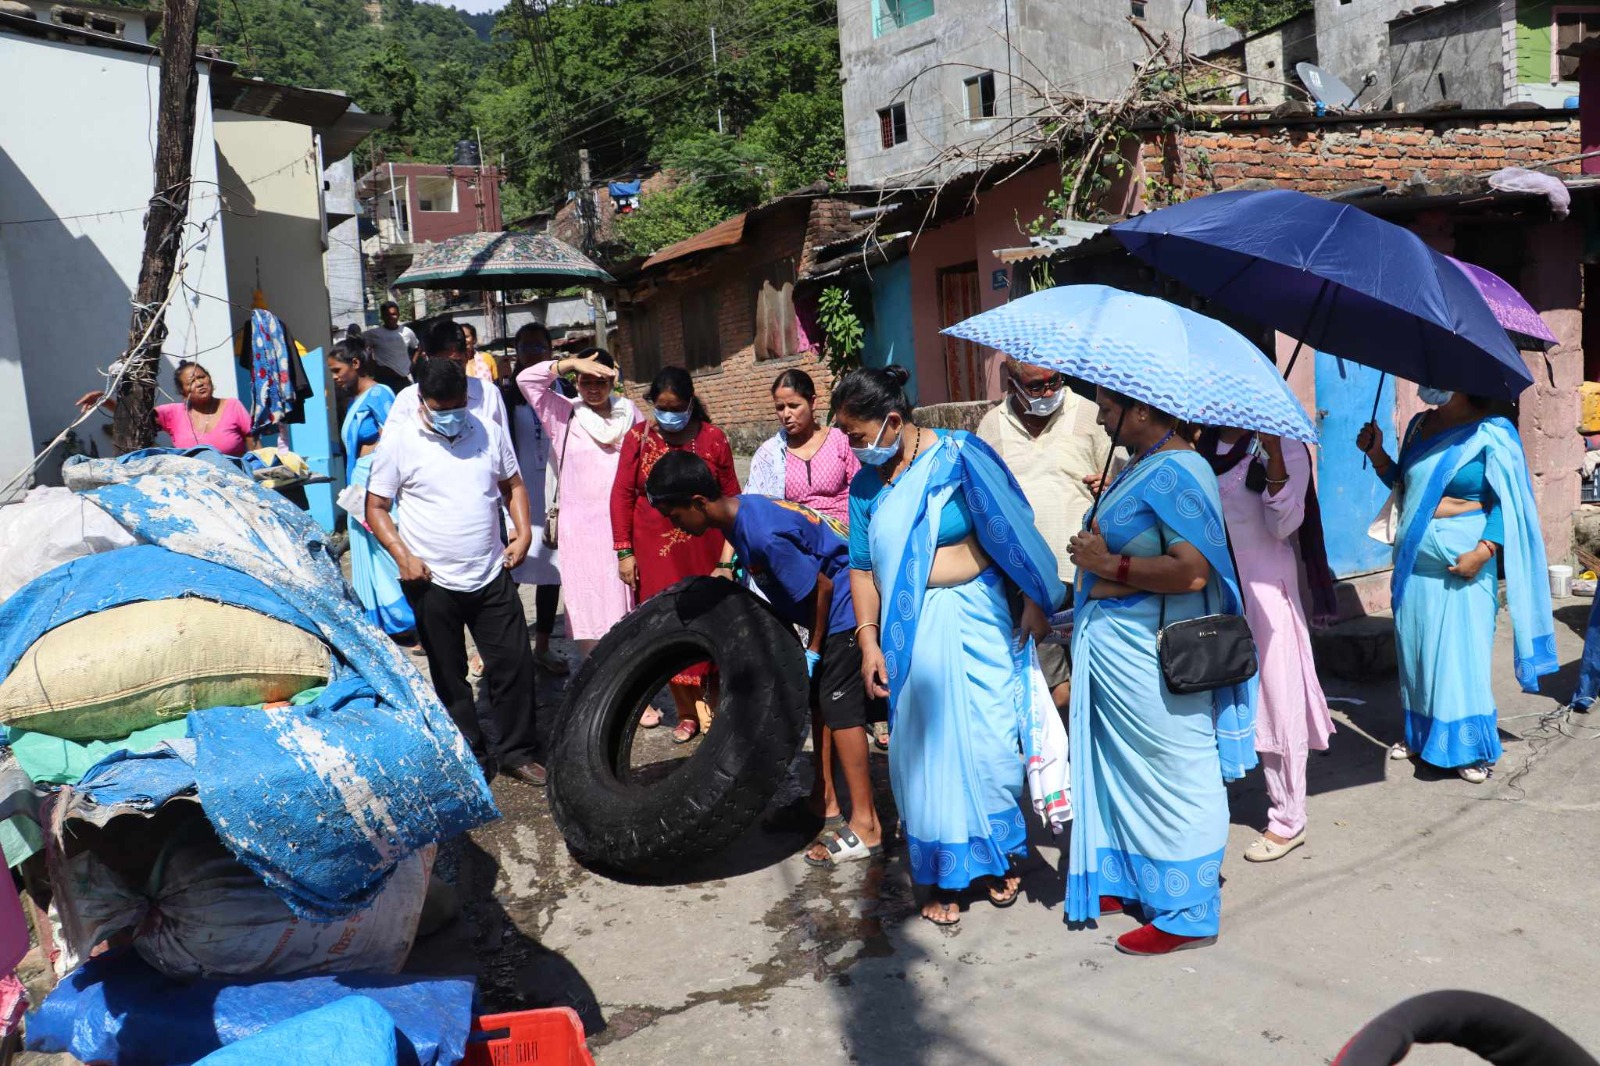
[[1216, 443, 1334, 838], [517, 362, 644, 642]]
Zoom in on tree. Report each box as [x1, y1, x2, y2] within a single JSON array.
[[1208, 0, 1312, 33]]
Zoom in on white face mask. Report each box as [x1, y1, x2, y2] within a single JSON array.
[[1417, 385, 1453, 407], [1020, 388, 1065, 417]]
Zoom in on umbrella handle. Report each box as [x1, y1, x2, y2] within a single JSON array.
[[1361, 373, 1387, 470], [1084, 406, 1128, 530], [1280, 279, 1331, 381]]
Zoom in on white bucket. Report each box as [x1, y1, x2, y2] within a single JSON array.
[[1550, 564, 1574, 599]]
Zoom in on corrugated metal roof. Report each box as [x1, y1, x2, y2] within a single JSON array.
[[641, 212, 746, 270]]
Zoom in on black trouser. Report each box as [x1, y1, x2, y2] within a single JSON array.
[[404, 569, 540, 769], [373, 365, 411, 394], [533, 584, 560, 637]]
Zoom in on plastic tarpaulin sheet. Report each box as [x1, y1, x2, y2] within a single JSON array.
[[194, 996, 398, 1066], [17, 449, 495, 915], [26, 951, 474, 1066]]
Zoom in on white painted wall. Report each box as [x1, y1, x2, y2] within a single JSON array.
[[0, 250, 35, 500], [0, 32, 236, 485]]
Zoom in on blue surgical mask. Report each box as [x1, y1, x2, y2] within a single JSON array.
[[427, 407, 467, 439], [1417, 385, 1453, 407], [852, 419, 901, 467], [655, 408, 690, 433]]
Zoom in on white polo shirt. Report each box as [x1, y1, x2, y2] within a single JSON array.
[[367, 410, 519, 593], [390, 376, 510, 441]]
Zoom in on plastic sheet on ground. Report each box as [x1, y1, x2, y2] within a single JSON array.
[[193, 995, 399, 1066], [26, 950, 475, 1066], [1, 449, 496, 916]]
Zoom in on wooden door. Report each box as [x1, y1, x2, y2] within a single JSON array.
[[939, 264, 985, 402]]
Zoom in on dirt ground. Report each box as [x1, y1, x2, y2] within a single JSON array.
[[399, 592, 1600, 1065]]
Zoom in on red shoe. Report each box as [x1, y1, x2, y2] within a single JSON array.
[[1098, 896, 1126, 915], [1114, 923, 1216, 956]]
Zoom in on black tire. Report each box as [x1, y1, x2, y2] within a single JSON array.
[[547, 577, 809, 876]]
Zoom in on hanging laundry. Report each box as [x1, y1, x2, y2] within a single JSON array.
[[236, 308, 311, 432], [608, 180, 642, 214]]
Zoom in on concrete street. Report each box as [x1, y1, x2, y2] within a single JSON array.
[[408, 592, 1600, 1065]]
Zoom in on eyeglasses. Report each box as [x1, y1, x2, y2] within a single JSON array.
[[1010, 373, 1068, 397]]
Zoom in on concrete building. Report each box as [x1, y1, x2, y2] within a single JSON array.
[[1241, 11, 1318, 106], [358, 161, 503, 310], [0, 1, 237, 490], [836, 0, 1237, 188], [1388, 0, 1506, 110], [324, 155, 367, 335]]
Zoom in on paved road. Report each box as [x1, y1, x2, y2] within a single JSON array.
[[408, 593, 1600, 1065]]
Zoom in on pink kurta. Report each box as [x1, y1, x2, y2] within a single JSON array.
[[518, 362, 644, 641], [1216, 444, 1335, 758]]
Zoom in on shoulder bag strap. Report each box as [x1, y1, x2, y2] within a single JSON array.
[[1156, 514, 1243, 627], [549, 404, 575, 513]]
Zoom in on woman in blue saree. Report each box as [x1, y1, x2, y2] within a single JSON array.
[[1357, 387, 1556, 782], [833, 367, 1065, 928], [329, 339, 415, 639], [1065, 388, 1256, 957]]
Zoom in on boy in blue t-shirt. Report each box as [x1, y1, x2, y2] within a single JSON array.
[[645, 450, 885, 867]]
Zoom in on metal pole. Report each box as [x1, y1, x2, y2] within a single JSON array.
[[711, 25, 724, 135], [577, 148, 609, 350]]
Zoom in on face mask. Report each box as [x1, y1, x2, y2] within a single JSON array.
[[427, 407, 467, 439], [1019, 387, 1066, 418], [1417, 385, 1453, 407], [852, 419, 901, 467], [655, 408, 690, 433]]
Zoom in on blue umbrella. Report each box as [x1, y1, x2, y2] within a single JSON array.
[[941, 284, 1318, 442], [1111, 189, 1533, 401]]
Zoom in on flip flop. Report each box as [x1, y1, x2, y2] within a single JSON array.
[[987, 875, 1022, 908], [920, 894, 961, 927], [803, 825, 883, 868]]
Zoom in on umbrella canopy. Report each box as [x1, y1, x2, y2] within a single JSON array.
[[1111, 189, 1533, 400], [942, 285, 1319, 443], [393, 231, 614, 290], [1446, 256, 1559, 352]]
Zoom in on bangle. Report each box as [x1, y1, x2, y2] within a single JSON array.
[[616, 548, 634, 559], [855, 621, 880, 638], [1115, 554, 1131, 584], [1478, 540, 1498, 556]]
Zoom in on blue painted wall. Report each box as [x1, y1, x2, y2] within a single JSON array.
[[861, 257, 918, 405], [287, 345, 339, 532], [1315, 352, 1397, 578]]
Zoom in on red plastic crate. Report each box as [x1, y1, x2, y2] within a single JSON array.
[[462, 1007, 595, 1066]]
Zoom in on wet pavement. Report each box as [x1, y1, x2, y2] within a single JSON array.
[[404, 593, 1600, 1065]]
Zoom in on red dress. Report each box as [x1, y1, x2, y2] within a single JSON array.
[[611, 420, 742, 647]]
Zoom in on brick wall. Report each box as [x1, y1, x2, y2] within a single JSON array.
[[611, 200, 849, 453], [1137, 114, 1582, 199]]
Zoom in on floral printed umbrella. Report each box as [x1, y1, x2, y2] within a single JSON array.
[[393, 231, 614, 290]]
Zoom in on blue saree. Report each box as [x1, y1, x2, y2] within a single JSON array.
[[341, 386, 414, 637], [1384, 416, 1556, 768], [1066, 450, 1255, 939], [864, 431, 1065, 890]]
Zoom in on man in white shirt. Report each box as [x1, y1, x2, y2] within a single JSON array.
[[363, 300, 419, 391], [390, 319, 510, 439], [367, 356, 545, 787], [977, 359, 1117, 710]]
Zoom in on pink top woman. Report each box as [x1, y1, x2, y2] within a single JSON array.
[[517, 353, 643, 646], [745, 369, 859, 527], [1202, 429, 1334, 860], [76, 361, 256, 458]]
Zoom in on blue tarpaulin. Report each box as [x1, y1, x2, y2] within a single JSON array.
[[26, 951, 474, 1066], [0, 450, 500, 916]]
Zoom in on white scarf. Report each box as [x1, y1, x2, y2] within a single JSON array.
[[571, 395, 635, 448]]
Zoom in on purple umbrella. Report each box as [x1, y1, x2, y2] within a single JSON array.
[[1447, 257, 1559, 352]]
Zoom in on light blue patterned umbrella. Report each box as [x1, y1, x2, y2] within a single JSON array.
[[941, 284, 1318, 443]]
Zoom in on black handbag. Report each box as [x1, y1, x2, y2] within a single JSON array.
[[1154, 525, 1259, 695]]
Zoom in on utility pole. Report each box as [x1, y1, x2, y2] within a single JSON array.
[[113, 0, 202, 453], [710, 25, 724, 135], [473, 125, 492, 344], [577, 147, 608, 350]]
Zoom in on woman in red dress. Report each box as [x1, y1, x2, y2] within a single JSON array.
[[611, 366, 741, 741]]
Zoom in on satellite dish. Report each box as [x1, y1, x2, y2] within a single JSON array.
[[1296, 62, 1359, 109]]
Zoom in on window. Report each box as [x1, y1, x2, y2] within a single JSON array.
[[628, 305, 661, 382], [682, 288, 722, 371], [965, 72, 997, 119], [414, 175, 457, 213], [1130, 0, 1146, 18], [874, 0, 934, 36], [52, 6, 125, 35], [1556, 10, 1600, 80], [878, 103, 908, 149]]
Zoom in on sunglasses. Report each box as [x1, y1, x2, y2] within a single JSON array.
[[1010, 373, 1068, 397]]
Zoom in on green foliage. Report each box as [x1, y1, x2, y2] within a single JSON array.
[[816, 286, 864, 378], [198, 0, 844, 259], [613, 184, 728, 258], [1207, 0, 1312, 33]]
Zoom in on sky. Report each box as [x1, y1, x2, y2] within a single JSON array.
[[431, 0, 502, 15]]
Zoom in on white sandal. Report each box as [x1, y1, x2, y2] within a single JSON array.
[[1389, 742, 1413, 760], [1243, 832, 1305, 863], [1458, 764, 1490, 784]]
